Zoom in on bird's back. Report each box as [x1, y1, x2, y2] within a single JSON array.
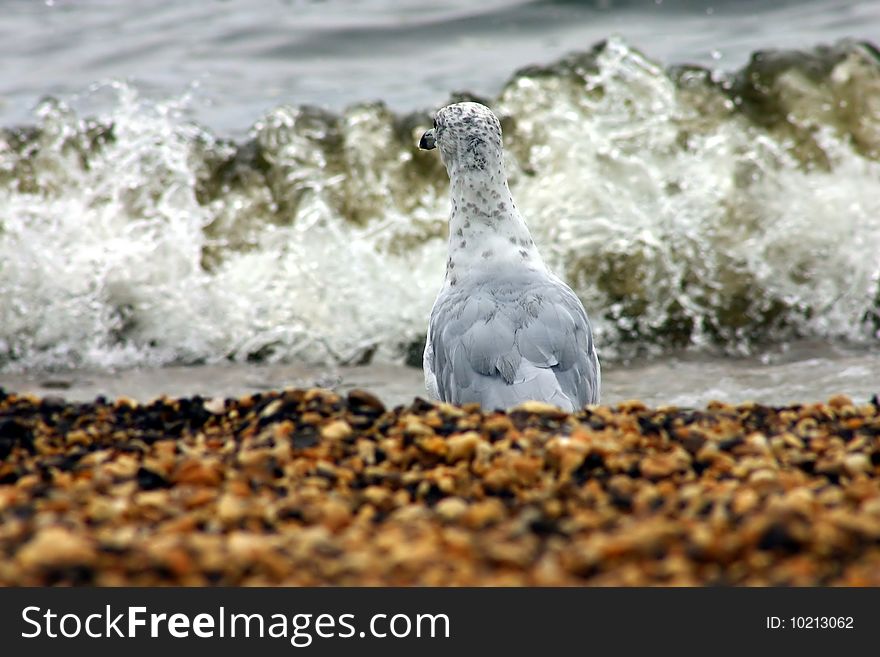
[[424, 267, 600, 411]]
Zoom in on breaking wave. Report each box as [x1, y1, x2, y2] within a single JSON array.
[[1, 38, 879, 371]]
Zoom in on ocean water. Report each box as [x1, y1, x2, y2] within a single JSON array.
[[0, 0, 878, 405], [3, 0, 879, 133]]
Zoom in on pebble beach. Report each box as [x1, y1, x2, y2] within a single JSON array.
[[2, 0, 880, 593], [2, 386, 879, 586]]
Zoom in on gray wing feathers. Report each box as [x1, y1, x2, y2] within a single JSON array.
[[427, 278, 600, 410], [460, 313, 518, 382]]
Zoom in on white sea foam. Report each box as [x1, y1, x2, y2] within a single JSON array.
[[0, 40, 878, 373], [498, 39, 880, 353]]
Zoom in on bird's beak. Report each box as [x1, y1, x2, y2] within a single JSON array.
[[419, 129, 436, 150]]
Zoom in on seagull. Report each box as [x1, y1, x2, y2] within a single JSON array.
[[418, 101, 600, 411]]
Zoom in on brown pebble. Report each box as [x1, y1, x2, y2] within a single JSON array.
[[512, 400, 568, 415], [321, 420, 353, 441], [172, 459, 223, 487], [446, 431, 481, 462], [828, 394, 853, 409], [18, 526, 97, 569]]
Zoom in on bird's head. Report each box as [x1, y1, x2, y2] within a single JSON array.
[[419, 102, 504, 177]]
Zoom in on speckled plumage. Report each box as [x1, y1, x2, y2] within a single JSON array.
[[420, 102, 600, 411]]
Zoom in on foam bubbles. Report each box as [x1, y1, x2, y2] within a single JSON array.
[[0, 40, 878, 372]]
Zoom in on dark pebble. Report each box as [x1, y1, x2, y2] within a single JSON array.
[[637, 415, 664, 435], [0, 418, 35, 458], [136, 466, 171, 490], [408, 397, 436, 413], [610, 491, 633, 511], [528, 516, 563, 537], [719, 436, 745, 451], [292, 426, 320, 450], [757, 522, 803, 554], [346, 389, 386, 415], [681, 432, 707, 455]]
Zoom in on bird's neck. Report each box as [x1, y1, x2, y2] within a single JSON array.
[[444, 169, 545, 284]]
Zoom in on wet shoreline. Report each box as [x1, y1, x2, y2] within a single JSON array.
[[1, 340, 877, 410]]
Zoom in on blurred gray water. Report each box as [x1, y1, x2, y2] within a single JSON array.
[[2, 0, 879, 133], [1, 342, 877, 407]]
